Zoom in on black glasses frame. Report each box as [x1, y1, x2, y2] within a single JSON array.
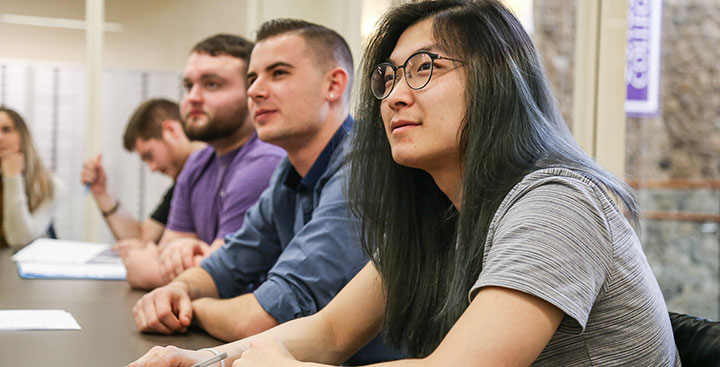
[[371, 51, 464, 100]]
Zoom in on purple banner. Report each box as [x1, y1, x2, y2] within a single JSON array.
[[625, 0, 662, 116]]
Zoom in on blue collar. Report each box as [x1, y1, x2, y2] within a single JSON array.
[[284, 116, 354, 191]]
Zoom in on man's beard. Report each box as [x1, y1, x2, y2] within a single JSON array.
[[184, 111, 246, 142]]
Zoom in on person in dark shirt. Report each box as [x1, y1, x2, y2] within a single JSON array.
[[81, 98, 205, 286]]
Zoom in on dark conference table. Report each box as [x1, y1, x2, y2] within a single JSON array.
[[0, 248, 221, 366]]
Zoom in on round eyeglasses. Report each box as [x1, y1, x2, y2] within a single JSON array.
[[370, 51, 464, 100]]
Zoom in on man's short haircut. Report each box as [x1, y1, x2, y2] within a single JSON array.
[[191, 34, 254, 63], [255, 19, 354, 82], [123, 98, 181, 151]]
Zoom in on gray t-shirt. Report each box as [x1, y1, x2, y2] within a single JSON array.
[[469, 168, 680, 366]]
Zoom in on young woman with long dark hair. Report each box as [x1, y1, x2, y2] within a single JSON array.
[[130, 1, 679, 365], [0, 106, 61, 247]]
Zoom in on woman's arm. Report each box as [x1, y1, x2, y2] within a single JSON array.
[[130, 261, 563, 367], [230, 261, 387, 364], [129, 261, 387, 367], [417, 286, 563, 367], [2, 174, 60, 246], [235, 284, 563, 367], [243, 286, 563, 367], [274, 261, 387, 364]]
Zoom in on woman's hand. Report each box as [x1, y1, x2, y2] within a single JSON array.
[[127, 345, 211, 367], [1, 152, 24, 176], [233, 335, 302, 367]]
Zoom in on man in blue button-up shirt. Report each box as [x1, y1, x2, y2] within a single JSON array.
[[132, 19, 399, 365]]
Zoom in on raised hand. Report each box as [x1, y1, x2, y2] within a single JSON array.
[[80, 154, 107, 196]]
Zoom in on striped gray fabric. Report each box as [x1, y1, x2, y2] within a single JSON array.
[[469, 168, 680, 366]]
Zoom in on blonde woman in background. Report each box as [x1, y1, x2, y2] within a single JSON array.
[[0, 106, 62, 247]]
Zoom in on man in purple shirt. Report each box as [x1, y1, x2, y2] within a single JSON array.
[[127, 34, 284, 289], [167, 136, 280, 246]]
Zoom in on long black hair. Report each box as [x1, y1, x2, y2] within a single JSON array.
[[348, 0, 638, 358]]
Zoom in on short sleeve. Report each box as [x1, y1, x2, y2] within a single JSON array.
[[166, 149, 205, 234], [215, 153, 283, 240], [469, 178, 615, 333]]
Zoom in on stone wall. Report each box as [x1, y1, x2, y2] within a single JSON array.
[[532, 1, 576, 128], [626, 0, 720, 180], [533, 0, 720, 319], [628, 0, 720, 319]]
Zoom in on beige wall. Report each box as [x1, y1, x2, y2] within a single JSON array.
[[1, 0, 248, 69], [0, 0, 86, 63], [0, 0, 366, 70], [104, 0, 248, 70]]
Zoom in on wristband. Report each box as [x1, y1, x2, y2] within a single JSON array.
[[198, 348, 226, 367], [101, 200, 120, 217]]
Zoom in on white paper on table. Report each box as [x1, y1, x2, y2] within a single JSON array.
[[11, 238, 110, 264], [16, 261, 127, 280], [0, 309, 81, 331]]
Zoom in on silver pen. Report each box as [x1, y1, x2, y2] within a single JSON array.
[[190, 352, 228, 367]]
